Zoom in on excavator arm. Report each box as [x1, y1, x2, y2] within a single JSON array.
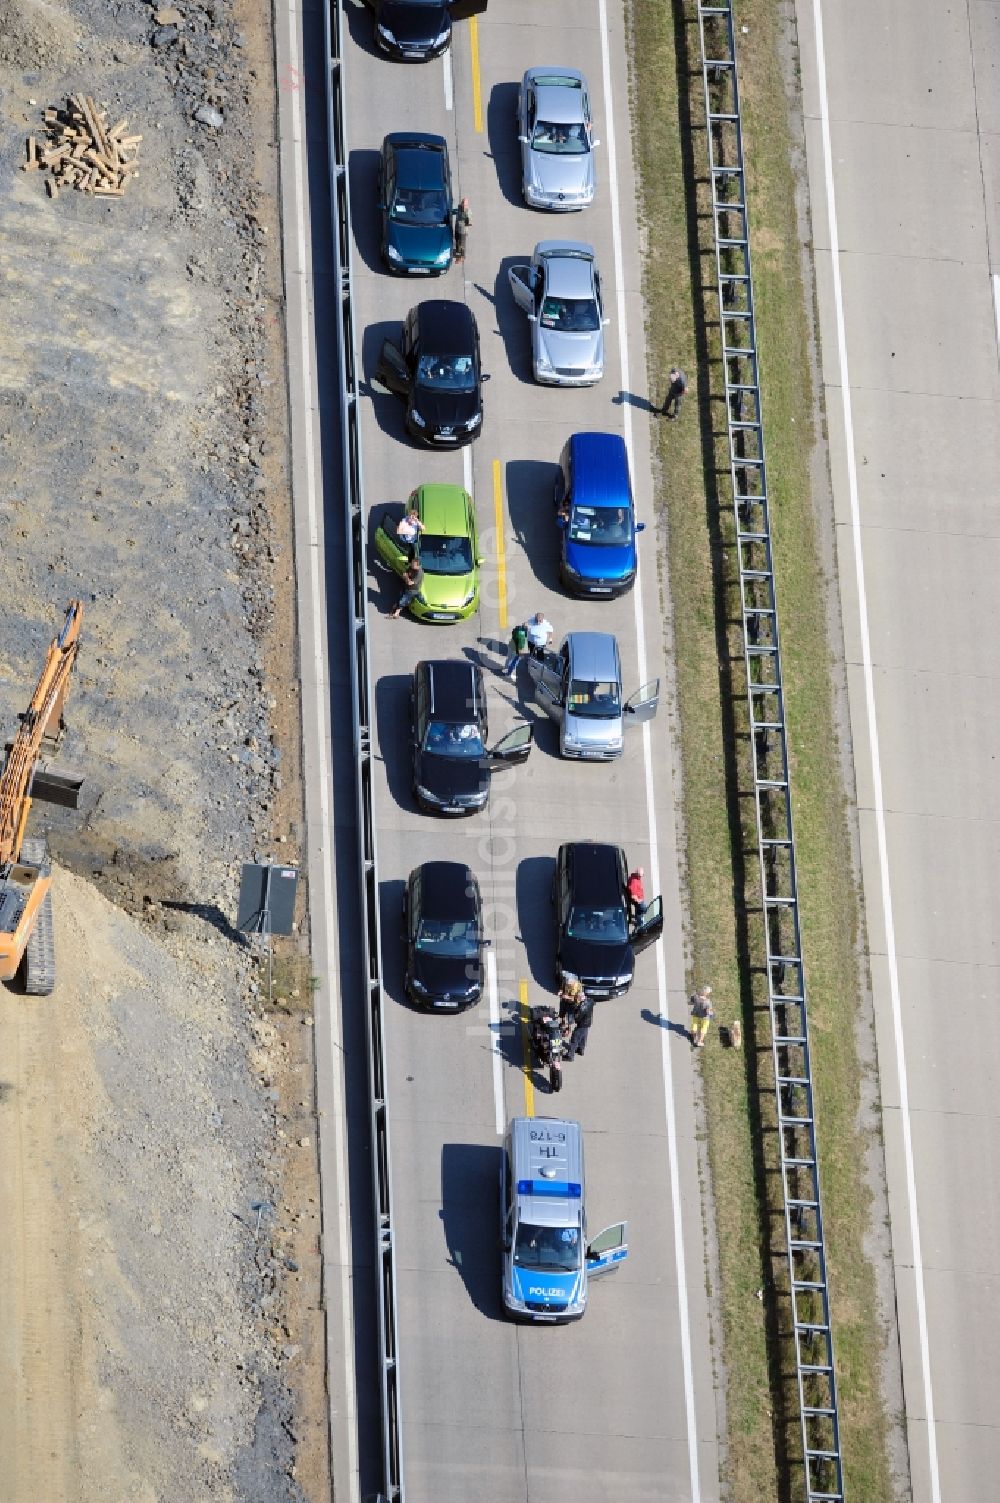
[[0, 601, 83, 988]]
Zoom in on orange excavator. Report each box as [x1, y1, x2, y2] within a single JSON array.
[[0, 601, 84, 995]]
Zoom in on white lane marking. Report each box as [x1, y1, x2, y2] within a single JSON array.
[[463, 440, 473, 496], [992, 273, 1000, 362], [288, 3, 359, 1497], [443, 47, 454, 112], [597, 1, 701, 1496], [487, 949, 504, 1137], [810, 2, 940, 1497]]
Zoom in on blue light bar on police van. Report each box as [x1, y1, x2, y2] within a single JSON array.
[[517, 1179, 582, 1198]]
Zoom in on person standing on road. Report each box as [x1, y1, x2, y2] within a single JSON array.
[[525, 611, 554, 661], [454, 197, 472, 262], [558, 974, 586, 1020], [396, 507, 425, 558], [689, 985, 715, 1049], [390, 558, 424, 619], [627, 867, 647, 921], [565, 993, 595, 1060], [502, 622, 530, 677], [663, 366, 688, 420]]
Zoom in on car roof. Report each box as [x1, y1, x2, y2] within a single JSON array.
[[415, 483, 471, 537], [536, 242, 596, 296], [417, 860, 479, 919], [413, 299, 477, 353], [565, 632, 620, 683], [566, 431, 631, 505], [417, 659, 484, 721], [510, 1115, 584, 1228], [562, 841, 624, 902], [390, 140, 447, 191], [531, 79, 587, 125]]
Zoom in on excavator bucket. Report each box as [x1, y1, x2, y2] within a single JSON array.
[[29, 764, 84, 810]]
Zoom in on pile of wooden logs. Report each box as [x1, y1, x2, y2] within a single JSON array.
[[23, 96, 142, 200]]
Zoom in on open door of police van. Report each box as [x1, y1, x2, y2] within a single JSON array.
[[586, 1221, 628, 1277]]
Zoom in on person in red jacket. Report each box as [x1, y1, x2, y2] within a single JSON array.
[[627, 866, 647, 921]]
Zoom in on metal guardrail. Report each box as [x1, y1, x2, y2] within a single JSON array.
[[696, 4, 845, 1499], [324, 4, 404, 1499]]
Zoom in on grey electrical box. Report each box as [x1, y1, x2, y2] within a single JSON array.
[[237, 862, 299, 937]]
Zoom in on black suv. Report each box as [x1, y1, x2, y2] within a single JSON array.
[[411, 659, 533, 814], [362, 0, 487, 64], [404, 861, 485, 1010], [375, 301, 486, 447], [553, 842, 663, 1000]]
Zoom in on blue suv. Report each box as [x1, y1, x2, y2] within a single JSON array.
[[554, 432, 645, 597]]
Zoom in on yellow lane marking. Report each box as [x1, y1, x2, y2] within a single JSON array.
[[469, 17, 484, 133], [519, 978, 534, 1118], [493, 457, 507, 631]]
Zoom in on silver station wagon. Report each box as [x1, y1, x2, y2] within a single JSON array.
[[507, 242, 608, 386], [517, 67, 599, 210], [527, 631, 659, 759]]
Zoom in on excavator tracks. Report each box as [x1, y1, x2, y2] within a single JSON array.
[[19, 839, 55, 996]]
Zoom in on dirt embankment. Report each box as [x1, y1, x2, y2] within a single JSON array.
[[0, 2, 328, 1498]]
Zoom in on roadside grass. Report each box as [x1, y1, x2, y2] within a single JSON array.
[[264, 944, 320, 1014], [626, 2, 896, 1499]]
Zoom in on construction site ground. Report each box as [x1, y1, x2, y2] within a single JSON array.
[[0, 2, 329, 1499]]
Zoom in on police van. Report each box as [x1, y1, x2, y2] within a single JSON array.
[[500, 1115, 628, 1323]]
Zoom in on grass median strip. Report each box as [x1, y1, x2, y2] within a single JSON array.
[[626, 2, 897, 1498]]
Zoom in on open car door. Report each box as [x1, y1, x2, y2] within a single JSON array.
[[507, 266, 536, 318], [374, 340, 411, 398], [623, 679, 660, 727], [449, 0, 488, 19], [374, 520, 408, 577], [630, 895, 664, 956], [530, 651, 565, 722], [487, 723, 533, 767], [586, 1221, 628, 1277]]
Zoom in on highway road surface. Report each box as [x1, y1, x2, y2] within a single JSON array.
[[306, 0, 725, 1498], [799, 1, 1000, 1498]]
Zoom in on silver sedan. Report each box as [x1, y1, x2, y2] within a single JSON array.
[[517, 67, 599, 210], [527, 632, 659, 760], [507, 241, 608, 386]]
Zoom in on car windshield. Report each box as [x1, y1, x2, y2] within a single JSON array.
[[531, 121, 588, 155], [513, 1221, 582, 1271], [423, 720, 485, 757], [416, 353, 476, 391], [567, 678, 621, 718], [539, 296, 600, 332], [567, 903, 628, 944], [415, 918, 478, 957], [567, 505, 632, 546], [391, 187, 448, 226], [418, 534, 474, 575]]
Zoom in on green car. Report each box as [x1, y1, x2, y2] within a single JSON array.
[[378, 133, 454, 276], [375, 483, 482, 623]]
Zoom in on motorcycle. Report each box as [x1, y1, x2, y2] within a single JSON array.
[[529, 1004, 570, 1093]]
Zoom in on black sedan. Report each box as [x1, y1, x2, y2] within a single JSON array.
[[553, 842, 663, 1000], [404, 861, 486, 1010], [411, 659, 533, 814], [362, 0, 487, 63], [375, 301, 486, 447]]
